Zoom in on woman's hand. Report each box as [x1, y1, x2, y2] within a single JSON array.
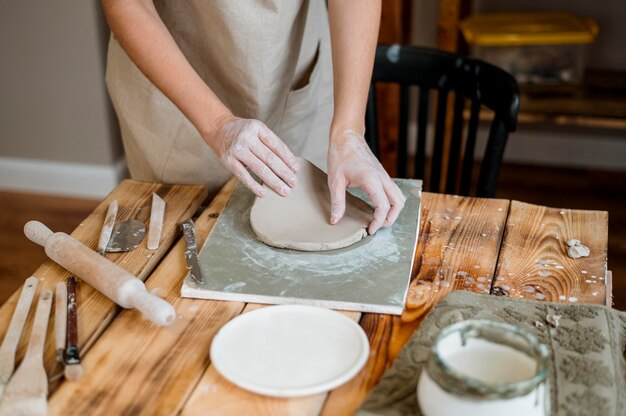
[[327, 129, 405, 234], [204, 115, 300, 197]]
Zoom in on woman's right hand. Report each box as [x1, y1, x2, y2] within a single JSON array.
[[204, 115, 301, 197]]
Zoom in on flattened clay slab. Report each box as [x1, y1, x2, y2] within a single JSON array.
[[250, 159, 373, 251]]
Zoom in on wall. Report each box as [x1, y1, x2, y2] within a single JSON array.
[[0, 1, 124, 197]]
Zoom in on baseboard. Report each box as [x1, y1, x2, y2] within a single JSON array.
[[0, 156, 128, 198]]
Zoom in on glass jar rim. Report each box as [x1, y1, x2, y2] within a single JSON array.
[[426, 319, 550, 400]]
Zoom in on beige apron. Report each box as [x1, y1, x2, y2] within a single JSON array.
[[106, 0, 333, 194]]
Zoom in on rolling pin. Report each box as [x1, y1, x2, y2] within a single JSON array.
[[24, 221, 176, 326]]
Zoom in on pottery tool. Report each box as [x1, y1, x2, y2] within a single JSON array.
[[182, 180, 422, 315], [147, 193, 165, 250], [63, 277, 82, 381], [106, 220, 146, 253], [0, 276, 38, 402], [54, 282, 67, 363], [97, 199, 146, 254], [0, 290, 53, 416], [182, 219, 204, 284], [24, 221, 175, 326], [97, 200, 118, 255]]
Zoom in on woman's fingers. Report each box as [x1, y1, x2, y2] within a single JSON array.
[[328, 175, 347, 224], [259, 127, 300, 173], [383, 180, 406, 227], [228, 159, 266, 197], [240, 152, 291, 196], [361, 180, 391, 235], [251, 142, 298, 188]]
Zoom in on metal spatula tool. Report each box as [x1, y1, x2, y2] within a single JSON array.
[[106, 220, 146, 253]]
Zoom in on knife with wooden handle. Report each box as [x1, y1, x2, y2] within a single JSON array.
[[54, 281, 67, 363], [0, 276, 39, 402]]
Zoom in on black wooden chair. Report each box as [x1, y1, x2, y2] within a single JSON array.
[[365, 45, 520, 197]]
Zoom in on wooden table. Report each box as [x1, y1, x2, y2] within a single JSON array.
[[0, 179, 610, 415]]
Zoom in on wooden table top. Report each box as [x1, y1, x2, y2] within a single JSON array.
[[0, 179, 610, 415]]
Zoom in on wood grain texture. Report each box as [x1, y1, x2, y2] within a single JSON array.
[[321, 192, 510, 415], [147, 193, 165, 250], [181, 305, 360, 416], [375, 0, 412, 176], [0, 191, 98, 305], [48, 180, 236, 416], [0, 180, 206, 393], [493, 201, 608, 305]]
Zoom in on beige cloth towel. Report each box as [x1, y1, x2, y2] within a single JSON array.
[[106, 0, 334, 194]]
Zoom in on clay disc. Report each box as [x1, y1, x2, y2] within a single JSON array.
[[250, 159, 373, 251]]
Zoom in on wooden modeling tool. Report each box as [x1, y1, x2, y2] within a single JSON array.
[[54, 282, 67, 364], [0, 276, 38, 402], [97, 200, 118, 255], [147, 193, 165, 250], [24, 221, 176, 326], [0, 290, 53, 416], [63, 277, 82, 381]]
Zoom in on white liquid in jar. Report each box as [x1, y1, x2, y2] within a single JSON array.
[[418, 333, 546, 416]]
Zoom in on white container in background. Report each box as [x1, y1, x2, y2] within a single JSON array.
[[418, 320, 550, 416]]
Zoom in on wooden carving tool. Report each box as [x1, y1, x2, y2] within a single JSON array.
[[63, 277, 82, 381], [24, 221, 176, 326], [54, 282, 67, 363], [97, 200, 118, 255], [0, 276, 38, 402], [147, 193, 165, 250], [0, 290, 53, 416]]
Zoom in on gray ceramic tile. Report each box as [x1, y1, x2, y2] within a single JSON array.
[[181, 180, 422, 314]]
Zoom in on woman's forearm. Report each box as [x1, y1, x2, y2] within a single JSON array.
[[327, 0, 381, 138], [102, 0, 231, 138]]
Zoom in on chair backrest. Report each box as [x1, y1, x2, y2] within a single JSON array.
[[365, 45, 520, 197]]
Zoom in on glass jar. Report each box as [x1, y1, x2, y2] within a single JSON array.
[[417, 320, 550, 416]]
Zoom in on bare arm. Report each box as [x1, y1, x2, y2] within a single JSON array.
[[102, 0, 299, 195], [327, 0, 380, 137], [102, 0, 229, 137], [327, 0, 405, 234]]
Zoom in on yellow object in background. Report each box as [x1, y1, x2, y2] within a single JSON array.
[[460, 12, 598, 46], [460, 13, 599, 85]]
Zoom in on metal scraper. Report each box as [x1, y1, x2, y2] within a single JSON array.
[[106, 220, 146, 252]]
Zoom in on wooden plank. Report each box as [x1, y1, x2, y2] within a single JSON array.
[[492, 201, 608, 305], [180, 305, 360, 416], [0, 180, 207, 391], [436, 0, 463, 53], [321, 192, 510, 415], [0, 191, 98, 305], [48, 180, 237, 415], [376, 0, 412, 176]]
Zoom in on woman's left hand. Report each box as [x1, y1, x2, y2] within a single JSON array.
[[327, 129, 406, 235]]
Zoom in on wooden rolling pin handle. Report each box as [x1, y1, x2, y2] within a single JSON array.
[[127, 291, 176, 326], [24, 221, 53, 247], [24, 220, 176, 326]]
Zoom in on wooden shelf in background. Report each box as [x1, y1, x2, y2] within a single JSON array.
[[471, 69, 626, 131]]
